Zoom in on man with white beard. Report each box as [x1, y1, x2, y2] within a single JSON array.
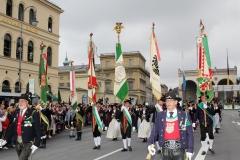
[[6, 93, 41, 160]]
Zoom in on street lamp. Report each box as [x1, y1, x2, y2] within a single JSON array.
[[18, 6, 38, 93]]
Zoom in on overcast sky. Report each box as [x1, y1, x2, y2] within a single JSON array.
[[50, 0, 240, 88]]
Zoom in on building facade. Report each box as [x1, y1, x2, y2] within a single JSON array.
[[58, 51, 166, 105], [0, 0, 63, 101], [178, 66, 238, 102]]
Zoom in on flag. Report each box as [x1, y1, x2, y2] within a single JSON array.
[[39, 52, 49, 106], [114, 43, 128, 102], [70, 62, 77, 111], [150, 30, 161, 100], [88, 38, 97, 103], [196, 20, 214, 102], [183, 72, 186, 91], [227, 52, 230, 85]]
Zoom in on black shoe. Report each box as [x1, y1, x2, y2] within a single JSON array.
[[69, 135, 72, 138], [42, 139, 46, 149], [201, 151, 206, 155], [207, 141, 209, 144], [121, 148, 128, 152], [97, 145, 101, 149], [79, 132, 82, 140], [93, 146, 98, 149], [72, 135, 75, 137], [128, 146, 132, 151], [157, 150, 161, 154], [75, 137, 79, 141], [209, 148, 215, 154]]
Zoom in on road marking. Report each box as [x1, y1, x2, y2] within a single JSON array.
[[93, 148, 122, 160], [232, 121, 236, 123], [237, 122, 240, 126]]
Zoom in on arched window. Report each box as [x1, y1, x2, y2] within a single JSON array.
[[29, 9, 35, 25], [47, 47, 52, 66], [2, 80, 11, 92], [28, 41, 34, 62], [16, 37, 23, 60], [48, 17, 52, 32], [6, 0, 12, 17], [4, 34, 11, 57], [18, 3, 24, 21], [15, 81, 21, 93]]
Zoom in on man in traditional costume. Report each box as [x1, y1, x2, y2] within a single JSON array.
[[148, 90, 194, 160], [75, 104, 84, 140], [120, 99, 135, 152], [193, 92, 215, 155]]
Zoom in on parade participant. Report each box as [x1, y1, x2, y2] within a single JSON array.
[[213, 101, 221, 133], [66, 106, 76, 138], [148, 90, 194, 160], [120, 99, 135, 152], [7, 93, 41, 159], [87, 100, 105, 149], [110, 104, 120, 121], [140, 105, 150, 122], [148, 96, 165, 153], [106, 113, 121, 141], [134, 105, 141, 132], [193, 92, 215, 155], [138, 114, 151, 142], [75, 104, 84, 140]]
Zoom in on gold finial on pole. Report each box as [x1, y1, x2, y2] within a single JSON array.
[[113, 22, 125, 43], [199, 19, 204, 37], [69, 60, 74, 67], [152, 22, 155, 33]]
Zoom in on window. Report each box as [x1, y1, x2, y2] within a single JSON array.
[[129, 72, 133, 76], [67, 83, 70, 87], [60, 77, 64, 80], [29, 9, 35, 25], [48, 17, 52, 32], [47, 47, 52, 66], [18, 3, 24, 21], [6, 0, 12, 16], [2, 80, 11, 92], [15, 81, 21, 93], [106, 83, 110, 91], [4, 34, 11, 57], [129, 59, 133, 66], [16, 37, 23, 60], [106, 74, 110, 77], [129, 82, 133, 90], [59, 83, 64, 86], [27, 41, 34, 62], [106, 61, 110, 67]]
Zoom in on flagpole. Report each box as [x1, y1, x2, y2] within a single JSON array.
[[182, 52, 186, 102], [226, 48, 229, 85]]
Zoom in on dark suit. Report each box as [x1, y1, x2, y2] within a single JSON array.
[[148, 110, 194, 154], [110, 109, 120, 121], [7, 108, 41, 159], [139, 109, 150, 122]]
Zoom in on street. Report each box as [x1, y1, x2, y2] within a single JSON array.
[[0, 110, 240, 160]]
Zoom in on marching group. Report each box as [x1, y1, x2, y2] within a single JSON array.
[[0, 90, 223, 160]]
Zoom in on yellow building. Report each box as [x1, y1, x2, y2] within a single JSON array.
[[58, 51, 159, 105], [0, 0, 63, 101]]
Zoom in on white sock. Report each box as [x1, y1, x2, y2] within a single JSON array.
[[123, 139, 127, 149], [70, 131, 73, 136], [206, 133, 209, 142], [201, 141, 207, 152], [94, 138, 98, 146], [97, 136, 101, 145], [209, 139, 213, 149], [156, 141, 161, 150], [127, 138, 131, 147]]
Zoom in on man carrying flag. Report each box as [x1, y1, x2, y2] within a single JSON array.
[[87, 33, 104, 149], [113, 22, 135, 152], [193, 20, 215, 155]]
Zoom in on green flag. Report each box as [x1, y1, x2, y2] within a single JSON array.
[[114, 43, 128, 102]]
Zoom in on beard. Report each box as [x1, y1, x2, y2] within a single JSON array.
[[19, 105, 27, 110]]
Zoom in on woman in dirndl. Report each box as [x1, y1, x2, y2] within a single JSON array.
[[213, 101, 221, 133]]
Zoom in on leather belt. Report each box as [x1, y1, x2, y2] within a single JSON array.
[[163, 139, 181, 149]]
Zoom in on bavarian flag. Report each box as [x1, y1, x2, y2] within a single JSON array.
[[114, 43, 128, 102], [39, 52, 48, 106], [70, 62, 78, 111]]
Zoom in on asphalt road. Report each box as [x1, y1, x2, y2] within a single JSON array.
[[0, 110, 240, 160]]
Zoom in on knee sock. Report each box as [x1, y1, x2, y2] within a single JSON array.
[[94, 138, 98, 146], [156, 141, 161, 150], [127, 138, 131, 147], [201, 141, 207, 152], [97, 136, 101, 145], [209, 139, 213, 149], [123, 139, 127, 149]]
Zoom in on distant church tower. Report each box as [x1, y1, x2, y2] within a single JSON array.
[[63, 52, 69, 66]]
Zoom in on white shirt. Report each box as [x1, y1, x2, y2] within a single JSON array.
[[167, 108, 177, 117], [20, 108, 28, 117]]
